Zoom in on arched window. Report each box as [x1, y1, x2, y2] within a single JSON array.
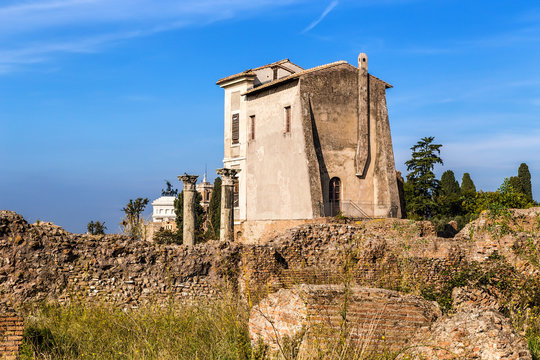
[[329, 177, 341, 216]]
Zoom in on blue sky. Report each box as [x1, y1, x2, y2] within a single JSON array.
[[1, 0, 539, 233]]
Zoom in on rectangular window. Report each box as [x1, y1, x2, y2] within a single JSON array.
[[249, 115, 256, 140], [284, 106, 291, 133], [233, 177, 239, 208], [231, 113, 239, 144]]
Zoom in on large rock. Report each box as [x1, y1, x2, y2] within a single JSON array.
[[401, 308, 532, 360]]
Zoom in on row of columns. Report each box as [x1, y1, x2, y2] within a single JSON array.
[[177, 168, 239, 246]]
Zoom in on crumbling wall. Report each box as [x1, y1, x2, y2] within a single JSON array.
[[0, 211, 240, 308], [249, 285, 441, 354]]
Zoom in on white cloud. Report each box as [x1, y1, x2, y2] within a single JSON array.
[[0, 0, 306, 73], [302, 0, 339, 33]]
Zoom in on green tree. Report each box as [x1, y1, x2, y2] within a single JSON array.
[[121, 198, 149, 240], [437, 170, 462, 217], [87, 221, 106, 235], [518, 163, 533, 201], [440, 170, 460, 196], [405, 136, 443, 219], [461, 173, 476, 194], [205, 177, 222, 240], [174, 191, 206, 244], [508, 176, 524, 194]]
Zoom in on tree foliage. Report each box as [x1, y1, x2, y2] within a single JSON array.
[[205, 177, 222, 240], [518, 163, 533, 201], [404, 136, 443, 219], [440, 170, 460, 196], [87, 221, 106, 235], [174, 190, 206, 244], [461, 173, 476, 194], [121, 198, 149, 240], [463, 178, 530, 215]]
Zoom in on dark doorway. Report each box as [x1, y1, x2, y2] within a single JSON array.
[[329, 177, 341, 216]]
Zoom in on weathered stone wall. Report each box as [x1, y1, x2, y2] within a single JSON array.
[[0, 209, 538, 358], [2, 209, 538, 309], [0, 211, 240, 309], [0, 313, 23, 360], [249, 285, 441, 354]]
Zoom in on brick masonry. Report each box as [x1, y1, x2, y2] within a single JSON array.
[[249, 285, 441, 354], [0, 314, 23, 360]]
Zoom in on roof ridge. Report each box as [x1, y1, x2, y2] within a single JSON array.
[[243, 60, 350, 95], [217, 59, 304, 85]]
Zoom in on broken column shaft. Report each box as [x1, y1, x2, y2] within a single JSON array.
[[216, 168, 239, 242], [177, 174, 199, 247]]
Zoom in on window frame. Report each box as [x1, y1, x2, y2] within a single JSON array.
[[284, 106, 291, 134], [249, 115, 256, 141], [231, 112, 240, 145]]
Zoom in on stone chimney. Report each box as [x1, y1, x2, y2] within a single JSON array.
[[355, 52, 370, 177]]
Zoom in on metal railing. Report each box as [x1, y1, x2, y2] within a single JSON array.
[[319, 200, 399, 219]]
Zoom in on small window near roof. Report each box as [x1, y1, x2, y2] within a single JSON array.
[[284, 106, 291, 133]]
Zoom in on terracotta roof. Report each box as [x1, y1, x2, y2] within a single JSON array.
[[216, 59, 303, 85], [215, 70, 256, 86], [242, 61, 349, 95]]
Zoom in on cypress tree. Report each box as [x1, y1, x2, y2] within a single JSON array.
[[518, 163, 533, 201], [461, 173, 476, 194], [440, 170, 460, 195], [206, 177, 222, 239], [508, 176, 524, 194]]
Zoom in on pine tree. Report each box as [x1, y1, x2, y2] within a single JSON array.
[[518, 163, 533, 201], [205, 177, 222, 239], [440, 170, 460, 195], [405, 136, 443, 219], [461, 173, 476, 194]]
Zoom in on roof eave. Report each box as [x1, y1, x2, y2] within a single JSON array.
[[216, 73, 256, 87]]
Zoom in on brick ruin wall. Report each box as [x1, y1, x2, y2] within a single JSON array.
[[0, 208, 538, 357], [249, 285, 441, 353], [0, 314, 23, 360]]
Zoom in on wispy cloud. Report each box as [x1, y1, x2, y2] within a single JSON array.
[[0, 0, 306, 73], [302, 0, 338, 33]]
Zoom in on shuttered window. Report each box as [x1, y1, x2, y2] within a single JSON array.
[[233, 177, 239, 208], [232, 113, 239, 144]]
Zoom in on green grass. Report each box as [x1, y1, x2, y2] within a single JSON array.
[[20, 299, 252, 360]]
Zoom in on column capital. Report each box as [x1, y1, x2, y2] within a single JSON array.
[[178, 174, 199, 190], [216, 168, 239, 179]]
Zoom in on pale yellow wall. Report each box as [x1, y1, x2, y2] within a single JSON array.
[[245, 82, 314, 220]]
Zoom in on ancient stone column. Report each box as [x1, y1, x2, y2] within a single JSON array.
[[177, 174, 199, 247], [216, 168, 239, 242]]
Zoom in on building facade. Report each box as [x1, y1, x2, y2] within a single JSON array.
[[216, 54, 402, 241]]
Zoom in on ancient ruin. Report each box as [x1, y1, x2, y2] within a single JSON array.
[[0, 207, 538, 358]]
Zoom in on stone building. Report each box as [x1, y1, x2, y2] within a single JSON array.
[[216, 53, 402, 240], [196, 173, 213, 211]]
